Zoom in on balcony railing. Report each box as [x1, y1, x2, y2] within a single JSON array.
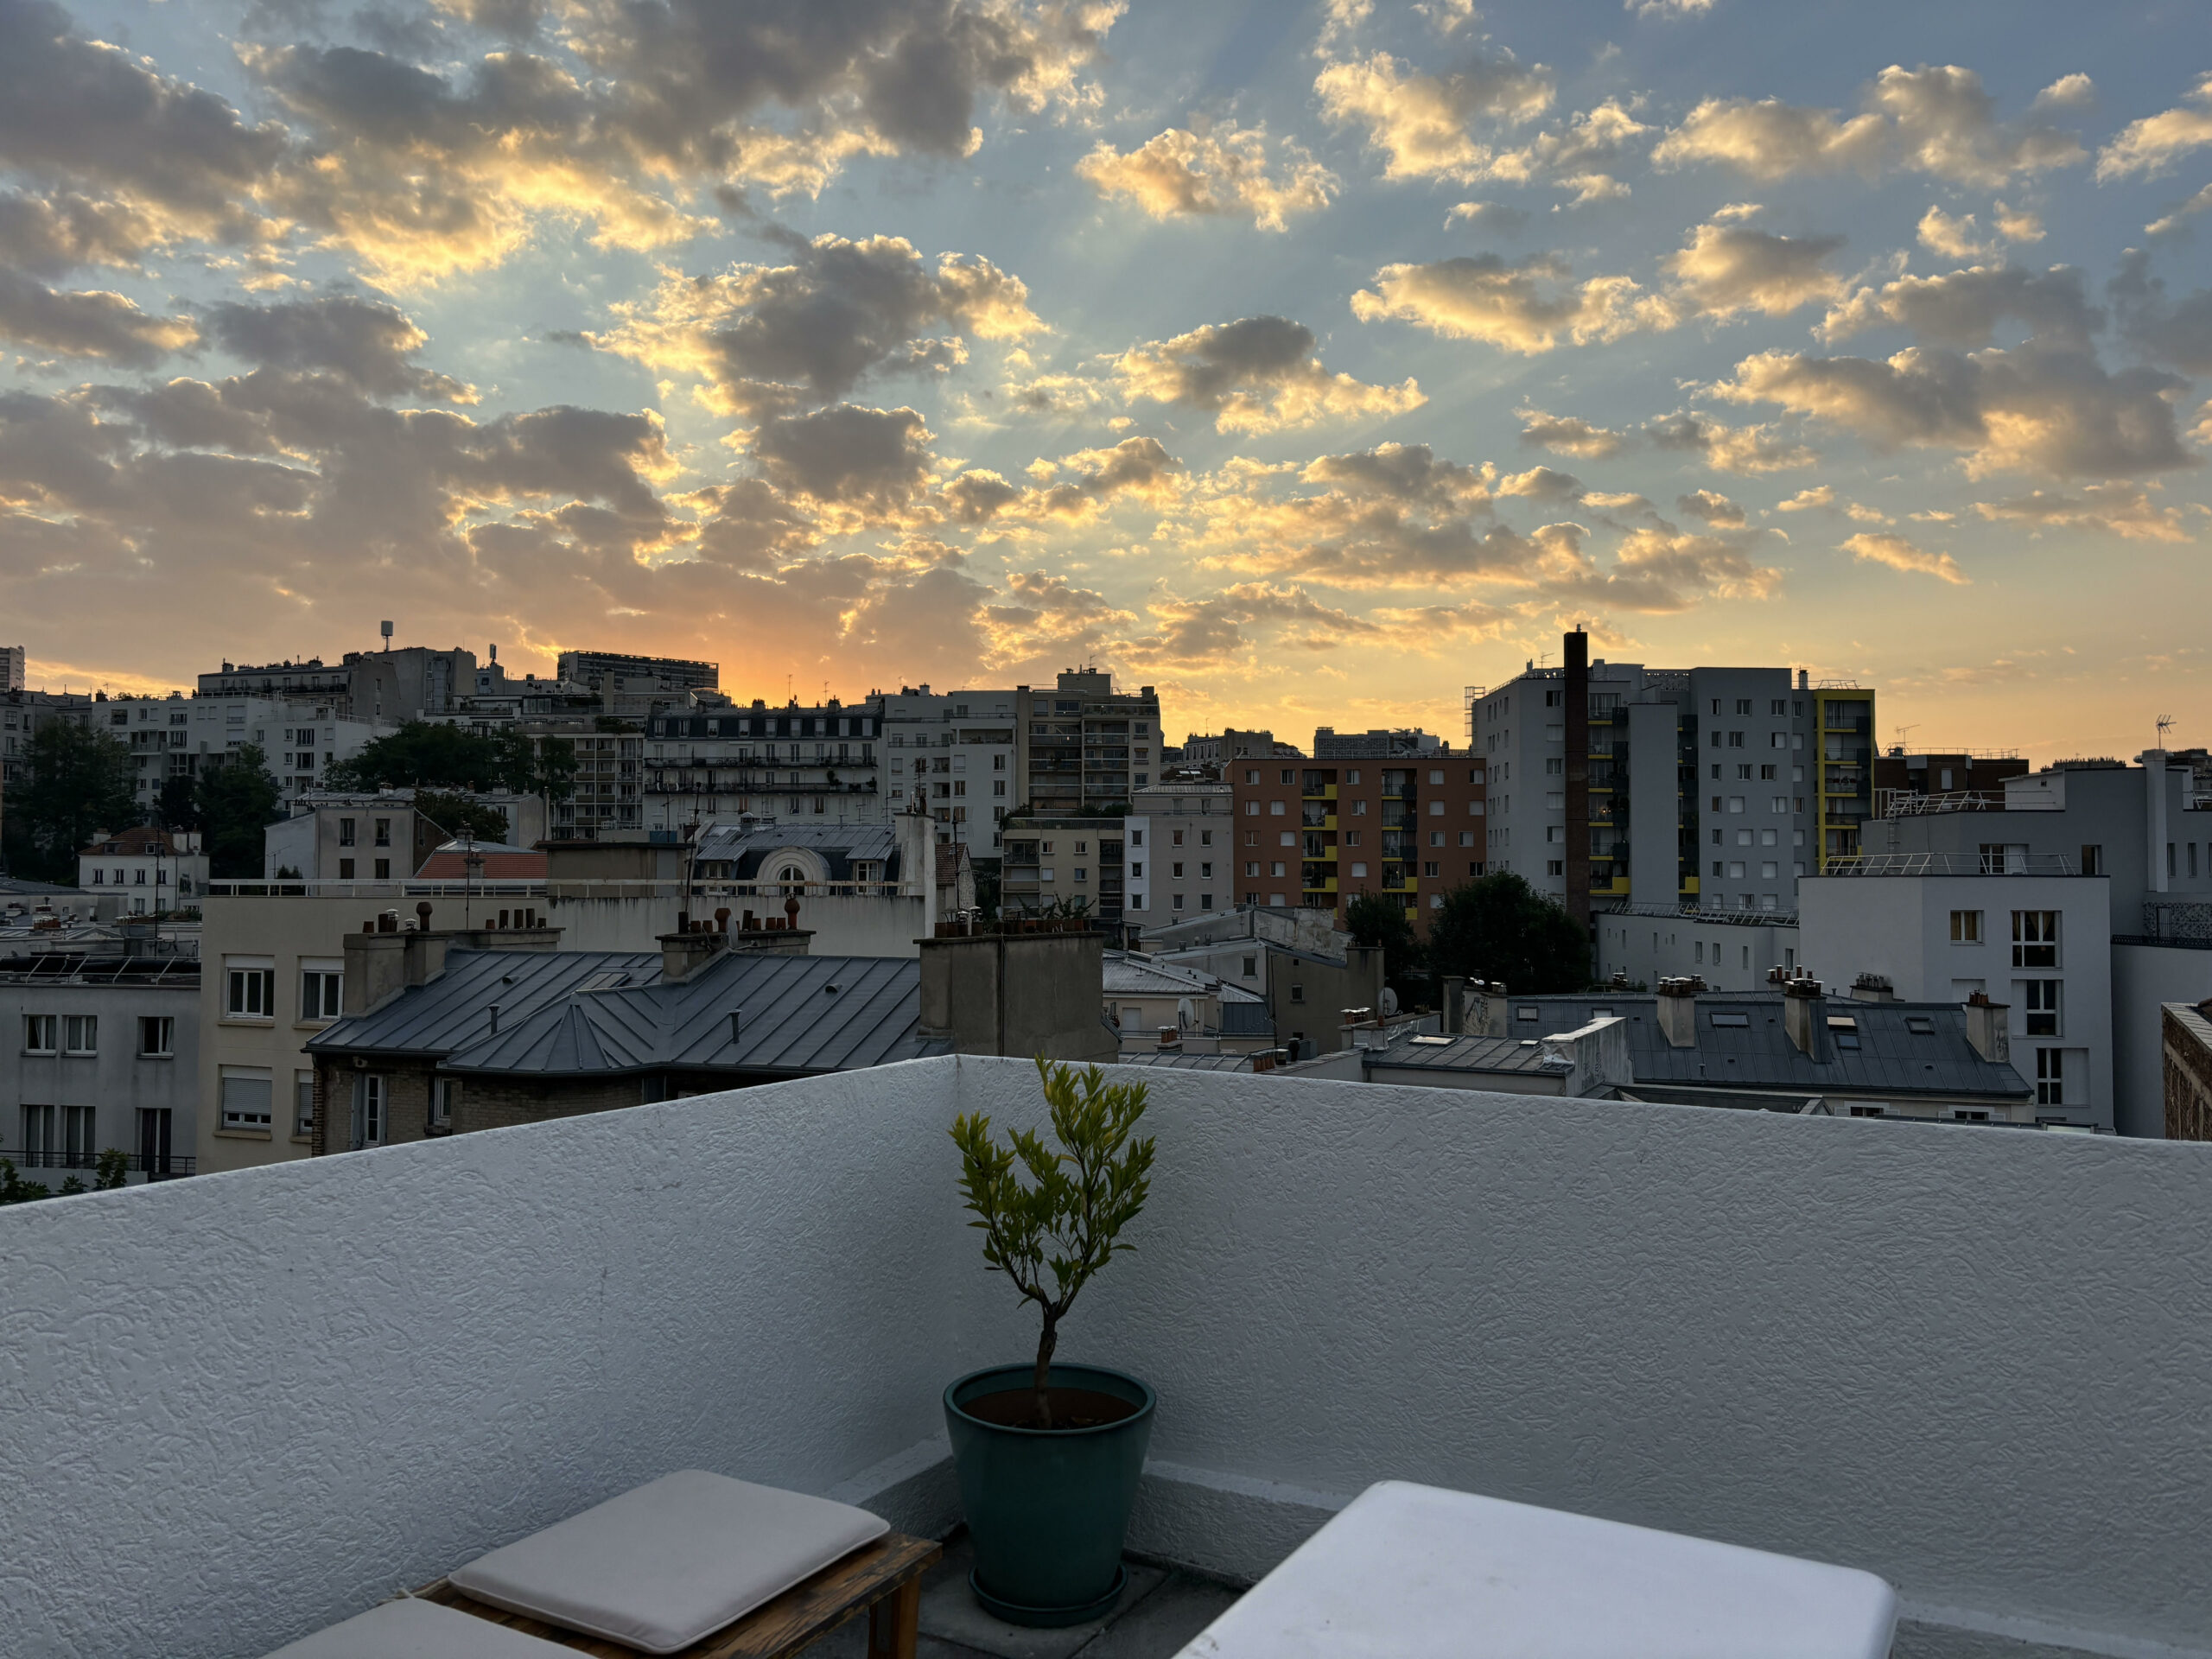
[[1, 1147, 196, 1178], [4, 1058, 2209, 1658]]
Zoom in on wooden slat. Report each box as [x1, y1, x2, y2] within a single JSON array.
[[418, 1533, 942, 1659]]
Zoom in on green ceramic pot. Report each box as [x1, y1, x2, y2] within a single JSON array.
[[944, 1363, 1157, 1627]]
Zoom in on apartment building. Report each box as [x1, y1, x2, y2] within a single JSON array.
[[65, 691, 393, 813], [0, 645, 22, 693], [262, 791, 549, 880], [556, 651, 718, 697], [1228, 746, 1485, 928], [1, 945, 200, 1182], [877, 686, 1018, 857], [1142, 907, 1386, 1056], [1014, 671, 1162, 816], [1312, 727, 1444, 760], [643, 700, 877, 832], [553, 726, 645, 836], [78, 827, 207, 911], [1871, 753, 2212, 1135], [1122, 781, 1233, 923], [1000, 813, 1128, 922], [2, 690, 93, 804], [1799, 858, 2113, 1129], [198, 645, 476, 722], [1180, 729, 1304, 768], [1471, 631, 1874, 925], [1872, 747, 2031, 817]]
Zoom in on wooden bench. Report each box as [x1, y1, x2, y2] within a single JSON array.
[[416, 1531, 942, 1659]]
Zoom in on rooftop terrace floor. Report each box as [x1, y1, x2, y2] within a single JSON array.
[[817, 1538, 1237, 1659]]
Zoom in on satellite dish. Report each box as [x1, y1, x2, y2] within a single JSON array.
[[1380, 986, 1400, 1017]]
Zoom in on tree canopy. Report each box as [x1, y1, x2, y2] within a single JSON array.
[[411, 789, 512, 845], [0, 721, 138, 883], [197, 745, 283, 879], [323, 721, 574, 798], [1344, 889, 1424, 985], [1426, 873, 1592, 995]]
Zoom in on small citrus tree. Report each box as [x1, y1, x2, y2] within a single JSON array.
[[951, 1058, 1155, 1426]]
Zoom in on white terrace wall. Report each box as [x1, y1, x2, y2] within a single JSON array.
[[8, 1057, 2212, 1658]]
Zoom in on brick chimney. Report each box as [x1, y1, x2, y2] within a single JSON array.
[[1964, 990, 2010, 1064], [1782, 972, 1827, 1058], [1655, 976, 1704, 1047], [658, 918, 725, 982], [918, 924, 1119, 1062]]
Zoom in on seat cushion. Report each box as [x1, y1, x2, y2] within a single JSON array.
[[264, 1595, 580, 1657], [448, 1470, 889, 1656]]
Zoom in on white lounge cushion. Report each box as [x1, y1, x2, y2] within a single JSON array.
[[448, 1470, 889, 1656], [1175, 1479, 1897, 1659], [264, 1595, 580, 1657]]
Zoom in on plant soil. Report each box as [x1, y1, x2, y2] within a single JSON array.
[[960, 1387, 1140, 1431]]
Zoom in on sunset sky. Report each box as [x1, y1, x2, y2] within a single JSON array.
[[2, 0, 2209, 760]]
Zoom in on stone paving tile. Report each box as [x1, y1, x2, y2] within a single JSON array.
[[1068, 1574, 1241, 1659], [917, 1535, 1168, 1659]]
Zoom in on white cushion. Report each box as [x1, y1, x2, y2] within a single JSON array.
[[264, 1595, 580, 1658], [448, 1471, 889, 1656], [1175, 1479, 1897, 1659]]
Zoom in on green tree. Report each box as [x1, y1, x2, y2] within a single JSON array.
[[1426, 872, 1592, 995], [0, 1158, 51, 1205], [950, 1060, 1154, 1426], [0, 721, 139, 882], [511, 731, 576, 801], [325, 722, 507, 791], [411, 789, 512, 845], [196, 745, 283, 878], [153, 775, 201, 833], [1345, 889, 1425, 986]]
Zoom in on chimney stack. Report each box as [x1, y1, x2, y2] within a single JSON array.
[[1442, 975, 1467, 1034], [1851, 972, 1896, 1002], [1964, 990, 2010, 1064], [1781, 971, 1826, 1058], [1655, 976, 1703, 1047]]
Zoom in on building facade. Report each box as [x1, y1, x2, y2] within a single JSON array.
[[555, 652, 719, 696], [1122, 782, 1234, 923], [877, 686, 1018, 857], [1014, 671, 1162, 816], [2, 948, 200, 1182], [64, 691, 394, 815], [1228, 753, 1485, 928], [1797, 859, 2114, 1129], [0, 645, 22, 693], [1471, 632, 1872, 924], [198, 645, 477, 722], [1001, 812, 1129, 922], [643, 701, 877, 832], [78, 827, 208, 911]]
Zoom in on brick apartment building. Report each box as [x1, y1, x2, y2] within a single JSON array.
[[1228, 735, 1485, 930]]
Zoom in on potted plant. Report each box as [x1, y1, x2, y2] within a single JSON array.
[[944, 1058, 1157, 1627]]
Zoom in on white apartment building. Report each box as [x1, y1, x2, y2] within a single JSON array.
[[877, 686, 1019, 858], [1123, 782, 1234, 922], [643, 702, 874, 834], [78, 827, 209, 912], [1798, 858, 2113, 1129], [1472, 647, 1871, 919], [69, 693, 394, 814], [0, 645, 23, 692], [264, 791, 550, 880]]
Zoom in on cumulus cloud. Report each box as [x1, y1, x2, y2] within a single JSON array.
[[2033, 73, 2096, 112], [1676, 487, 1745, 525], [1663, 221, 1847, 319], [1655, 65, 2085, 186], [1313, 48, 1553, 182], [749, 404, 935, 521], [0, 272, 199, 364], [1973, 483, 2192, 542], [2095, 73, 2212, 179], [1777, 485, 1834, 511], [1446, 200, 1530, 230], [1351, 253, 1666, 353], [1841, 531, 1967, 582], [1819, 263, 2099, 348], [1517, 407, 1625, 458], [0, 190, 169, 277], [204, 295, 471, 399], [1717, 343, 2195, 477], [949, 435, 1185, 524], [1645, 410, 1817, 474], [585, 234, 1037, 418], [1076, 122, 1336, 231], [1472, 100, 1650, 203], [1113, 315, 1424, 434], [2147, 181, 2212, 239], [2108, 248, 2212, 375]]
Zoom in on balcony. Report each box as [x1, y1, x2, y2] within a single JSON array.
[[4, 1057, 2208, 1658]]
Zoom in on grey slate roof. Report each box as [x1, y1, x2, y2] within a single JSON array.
[[308, 947, 947, 1078], [1368, 1032, 1573, 1077], [693, 823, 900, 882], [1110, 1052, 1256, 1071], [1498, 994, 2030, 1101]]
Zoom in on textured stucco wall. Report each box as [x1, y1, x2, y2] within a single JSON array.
[[0, 1060, 969, 1659], [10, 1055, 2212, 1658], [954, 1058, 2212, 1655]]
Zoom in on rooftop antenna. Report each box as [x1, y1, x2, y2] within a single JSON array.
[[2157, 714, 2175, 749], [380, 620, 393, 652]]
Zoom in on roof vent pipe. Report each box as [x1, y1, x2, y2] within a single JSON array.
[[488, 1003, 500, 1034], [728, 1009, 742, 1044]]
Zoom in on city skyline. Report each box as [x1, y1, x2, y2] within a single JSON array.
[[2, 0, 2209, 761]]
